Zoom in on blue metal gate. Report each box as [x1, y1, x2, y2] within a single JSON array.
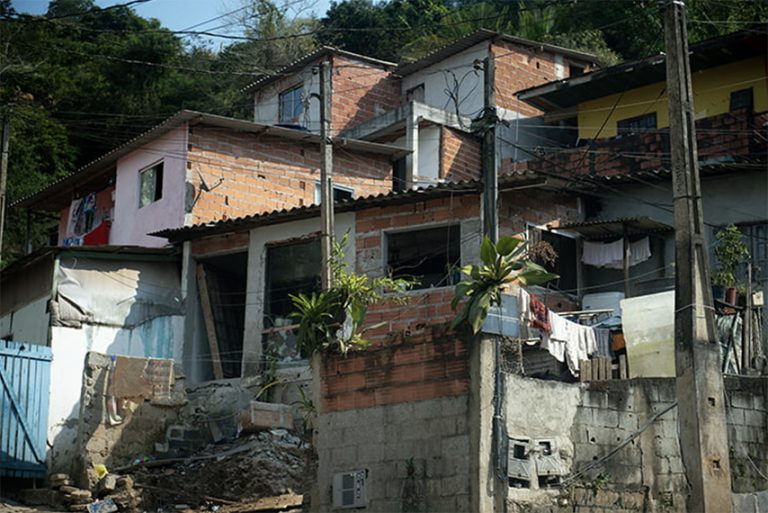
[[0, 340, 52, 478]]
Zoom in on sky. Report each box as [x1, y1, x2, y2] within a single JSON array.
[[13, 0, 332, 48]]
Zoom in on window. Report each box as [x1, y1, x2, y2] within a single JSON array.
[[529, 227, 577, 293], [617, 113, 657, 135], [279, 85, 305, 124], [139, 162, 163, 208], [392, 157, 407, 192], [387, 225, 460, 289], [568, 64, 585, 77], [314, 183, 354, 204], [730, 88, 753, 112], [264, 238, 321, 328]]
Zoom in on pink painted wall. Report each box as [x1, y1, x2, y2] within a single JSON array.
[[110, 125, 188, 247]]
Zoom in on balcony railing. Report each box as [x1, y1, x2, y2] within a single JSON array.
[[508, 109, 766, 179]]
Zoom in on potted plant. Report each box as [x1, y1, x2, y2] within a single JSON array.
[[712, 224, 749, 304]]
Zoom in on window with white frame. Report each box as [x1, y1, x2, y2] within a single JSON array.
[[387, 225, 461, 289], [314, 182, 354, 204], [139, 162, 164, 208], [279, 85, 305, 124]]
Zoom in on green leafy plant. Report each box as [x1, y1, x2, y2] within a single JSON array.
[[291, 385, 316, 434], [289, 234, 413, 356], [451, 235, 559, 334], [712, 224, 749, 289]]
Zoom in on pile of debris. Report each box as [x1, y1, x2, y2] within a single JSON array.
[[128, 429, 310, 511], [18, 473, 140, 513]]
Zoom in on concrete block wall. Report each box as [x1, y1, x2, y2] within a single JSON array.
[[187, 126, 392, 224], [504, 375, 768, 512], [315, 328, 472, 512], [725, 376, 768, 492], [314, 395, 471, 512]]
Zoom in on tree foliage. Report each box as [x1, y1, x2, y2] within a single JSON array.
[[0, 0, 763, 264]]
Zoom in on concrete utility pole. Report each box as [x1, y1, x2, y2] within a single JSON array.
[[664, 2, 733, 512], [481, 55, 498, 243], [0, 115, 9, 262], [318, 60, 334, 290]]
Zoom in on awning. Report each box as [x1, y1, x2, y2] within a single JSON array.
[[559, 217, 673, 240]]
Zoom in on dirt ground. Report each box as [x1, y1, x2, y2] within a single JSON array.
[[129, 430, 311, 510]]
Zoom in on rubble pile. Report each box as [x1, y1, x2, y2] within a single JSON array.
[[131, 430, 309, 510]]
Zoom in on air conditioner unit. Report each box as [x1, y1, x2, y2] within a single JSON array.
[[332, 469, 367, 509]]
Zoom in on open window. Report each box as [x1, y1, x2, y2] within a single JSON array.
[[529, 227, 577, 294], [263, 238, 321, 364], [314, 183, 354, 204], [279, 85, 305, 125], [730, 88, 753, 112], [616, 113, 657, 136], [387, 225, 460, 289], [196, 252, 247, 379], [139, 162, 164, 208]]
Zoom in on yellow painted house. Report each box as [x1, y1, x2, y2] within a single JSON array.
[[514, 26, 767, 318], [518, 27, 767, 140]]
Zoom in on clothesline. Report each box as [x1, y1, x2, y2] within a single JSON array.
[[518, 288, 613, 377]]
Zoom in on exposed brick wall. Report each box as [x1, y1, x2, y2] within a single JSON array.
[[190, 231, 249, 257], [320, 326, 469, 413], [187, 125, 392, 224], [493, 41, 594, 118], [507, 109, 767, 178], [332, 56, 401, 135], [498, 188, 580, 236], [441, 127, 482, 181]]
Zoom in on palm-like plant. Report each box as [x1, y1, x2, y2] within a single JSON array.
[[451, 235, 558, 334]]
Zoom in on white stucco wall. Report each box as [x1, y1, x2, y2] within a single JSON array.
[[402, 43, 488, 119], [0, 296, 50, 345], [110, 126, 188, 247], [254, 68, 321, 132], [417, 125, 442, 182], [47, 315, 184, 474]]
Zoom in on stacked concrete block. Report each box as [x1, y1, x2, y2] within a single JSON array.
[[725, 376, 768, 493], [315, 395, 470, 512]]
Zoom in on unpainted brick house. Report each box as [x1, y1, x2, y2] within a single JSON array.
[[14, 111, 406, 248], [155, 171, 768, 512], [246, 32, 599, 191]]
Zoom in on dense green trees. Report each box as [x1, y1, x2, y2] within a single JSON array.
[[0, 0, 764, 264]]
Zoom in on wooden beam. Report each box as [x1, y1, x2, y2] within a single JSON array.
[[196, 264, 224, 379]]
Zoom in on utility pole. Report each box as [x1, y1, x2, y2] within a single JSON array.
[[481, 55, 498, 243], [318, 60, 334, 290], [664, 2, 732, 512], [0, 115, 9, 262]]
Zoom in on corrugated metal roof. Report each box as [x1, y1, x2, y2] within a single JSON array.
[[559, 217, 673, 239], [14, 110, 410, 211], [1, 245, 178, 279], [241, 46, 397, 93], [517, 26, 767, 111], [396, 29, 599, 77], [152, 171, 548, 242]]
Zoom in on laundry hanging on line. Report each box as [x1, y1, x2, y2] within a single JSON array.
[[581, 237, 651, 269], [517, 288, 599, 376]]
